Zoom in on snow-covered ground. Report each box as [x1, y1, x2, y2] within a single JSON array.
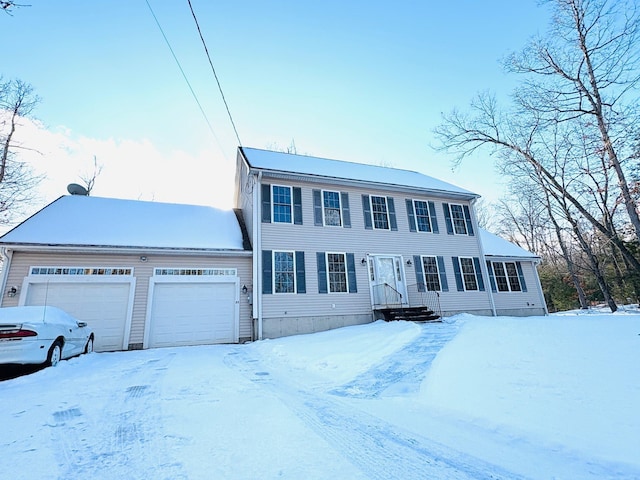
[[1, 309, 639, 479]]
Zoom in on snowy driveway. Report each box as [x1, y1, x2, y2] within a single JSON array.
[[2, 317, 639, 480]]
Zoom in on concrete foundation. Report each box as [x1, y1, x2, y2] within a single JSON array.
[[262, 313, 374, 339]]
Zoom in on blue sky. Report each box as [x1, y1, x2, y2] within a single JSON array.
[[2, 1, 551, 210]]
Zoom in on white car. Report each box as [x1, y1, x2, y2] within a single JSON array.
[[0, 306, 94, 367]]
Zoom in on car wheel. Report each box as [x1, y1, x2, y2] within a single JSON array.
[[84, 336, 94, 354], [47, 341, 62, 367]]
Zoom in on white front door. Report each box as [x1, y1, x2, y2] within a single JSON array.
[[369, 255, 408, 307]]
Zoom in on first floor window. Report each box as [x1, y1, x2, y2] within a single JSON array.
[[492, 261, 522, 292], [327, 253, 348, 293], [421, 256, 441, 291], [459, 257, 478, 291], [274, 251, 295, 293]]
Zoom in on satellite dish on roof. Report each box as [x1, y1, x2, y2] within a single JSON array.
[[67, 183, 89, 196]]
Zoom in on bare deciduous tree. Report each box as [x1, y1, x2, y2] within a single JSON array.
[[0, 78, 41, 224]]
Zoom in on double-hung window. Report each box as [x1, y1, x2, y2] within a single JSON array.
[[443, 203, 474, 236], [421, 256, 441, 291], [371, 195, 390, 230], [323, 190, 342, 226], [459, 257, 478, 291], [450, 204, 467, 235], [272, 186, 292, 223], [414, 200, 431, 232], [492, 261, 522, 292], [327, 253, 348, 293], [274, 251, 295, 293]]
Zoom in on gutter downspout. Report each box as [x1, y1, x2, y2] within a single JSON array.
[[470, 198, 497, 316], [0, 248, 13, 307], [254, 171, 263, 340], [533, 259, 549, 315]]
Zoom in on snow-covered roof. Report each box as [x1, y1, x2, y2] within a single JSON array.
[[0, 196, 247, 251], [240, 147, 477, 198], [480, 229, 539, 259]]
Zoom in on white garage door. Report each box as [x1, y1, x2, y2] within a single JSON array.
[[25, 282, 132, 352], [148, 281, 237, 348]]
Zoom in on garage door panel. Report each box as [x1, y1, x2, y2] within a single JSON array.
[[25, 283, 131, 352], [149, 282, 237, 348]]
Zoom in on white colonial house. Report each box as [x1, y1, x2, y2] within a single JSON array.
[[0, 147, 546, 351]]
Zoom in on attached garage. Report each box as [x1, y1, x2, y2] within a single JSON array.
[[21, 268, 135, 352], [145, 268, 239, 348]]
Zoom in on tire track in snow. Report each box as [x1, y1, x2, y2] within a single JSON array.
[[49, 353, 187, 480], [226, 346, 525, 480]]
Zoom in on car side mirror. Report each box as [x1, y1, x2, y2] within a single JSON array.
[[77, 321, 88, 328]]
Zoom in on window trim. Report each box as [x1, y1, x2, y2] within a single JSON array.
[[491, 261, 522, 292], [458, 256, 479, 291], [370, 195, 390, 230], [322, 189, 343, 227], [413, 199, 433, 233], [449, 203, 468, 235], [271, 184, 293, 224], [273, 250, 296, 294], [420, 255, 441, 292], [325, 252, 350, 294]]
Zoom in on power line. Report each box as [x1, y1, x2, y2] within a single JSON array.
[[144, 0, 227, 157], [186, 0, 243, 147]]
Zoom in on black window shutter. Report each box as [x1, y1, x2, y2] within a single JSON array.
[[346, 253, 357, 293], [487, 261, 497, 292], [295, 251, 306, 293], [437, 256, 448, 292], [443, 203, 454, 235], [316, 252, 328, 294], [429, 201, 439, 234], [473, 257, 485, 291], [313, 190, 323, 226], [341, 192, 351, 228], [463, 205, 474, 236], [262, 250, 272, 294], [406, 199, 416, 232], [293, 187, 303, 225], [413, 255, 425, 292], [387, 197, 397, 231], [362, 195, 373, 230], [261, 184, 271, 223], [452, 257, 464, 291], [516, 262, 528, 292]]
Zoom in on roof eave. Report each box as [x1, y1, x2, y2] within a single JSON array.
[[0, 243, 253, 256], [249, 167, 479, 201]]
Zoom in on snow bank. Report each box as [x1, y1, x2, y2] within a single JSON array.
[[419, 314, 640, 465]]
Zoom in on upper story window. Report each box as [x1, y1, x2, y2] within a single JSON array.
[[362, 195, 397, 231], [262, 184, 303, 225], [323, 190, 342, 226], [313, 190, 351, 228], [443, 202, 474, 236], [492, 261, 522, 292], [272, 185, 292, 223], [371, 196, 389, 229], [414, 200, 432, 232], [406, 199, 439, 234]]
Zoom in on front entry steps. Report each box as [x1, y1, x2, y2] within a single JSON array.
[[378, 306, 441, 323]]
